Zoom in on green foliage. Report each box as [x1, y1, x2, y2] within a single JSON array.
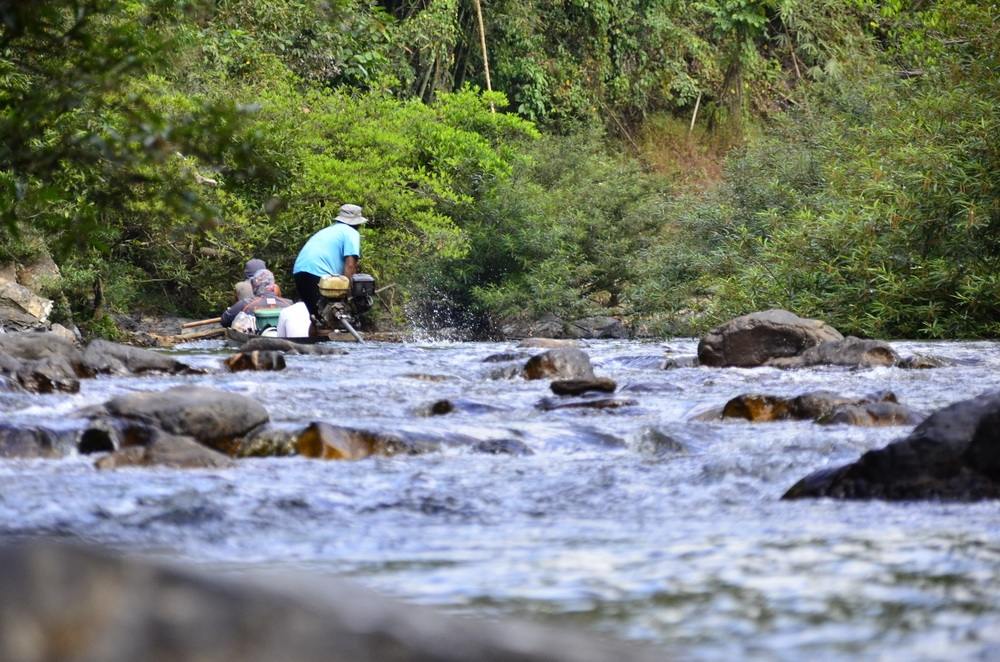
[[0, 0, 995, 342], [423, 131, 674, 329], [684, 0, 1000, 338]]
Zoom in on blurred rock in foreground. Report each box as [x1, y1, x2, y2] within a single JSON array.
[[0, 542, 664, 662]]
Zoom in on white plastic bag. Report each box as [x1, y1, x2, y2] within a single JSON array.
[[232, 311, 256, 334]]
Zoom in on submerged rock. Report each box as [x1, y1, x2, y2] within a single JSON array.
[[0, 424, 79, 459], [523, 348, 595, 380], [517, 337, 580, 349], [485, 364, 525, 380], [537, 397, 637, 411], [238, 337, 348, 356], [400, 373, 454, 382], [550, 378, 617, 396], [661, 355, 699, 369], [482, 351, 531, 363], [421, 399, 456, 416], [765, 337, 899, 369], [225, 350, 286, 372], [0, 542, 664, 662], [100, 386, 269, 455], [295, 423, 439, 460], [697, 309, 843, 367], [898, 353, 949, 369], [235, 426, 299, 458], [96, 433, 234, 470], [783, 391, 1000, 501], [630, 427, 686, 457], [416, 399, 508, 417], [472, 438, 534, 456]]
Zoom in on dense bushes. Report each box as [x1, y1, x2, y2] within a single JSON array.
[[685, 1, 1000, 338], [1, 0, 997, 339]]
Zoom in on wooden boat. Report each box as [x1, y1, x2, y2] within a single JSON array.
[[224, 328, 356, 345], [223, 328, 408, 346]]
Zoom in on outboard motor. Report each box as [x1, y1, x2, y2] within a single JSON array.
[[316, 273, 376, 340], [349, 273, 375, 315]]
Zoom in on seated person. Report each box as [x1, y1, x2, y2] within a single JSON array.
[[235, 258, 281, 301], [277, 301, 311, 338], [221, 269, 292, 328]]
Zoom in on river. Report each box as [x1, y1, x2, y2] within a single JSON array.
[[1, 338, 999, 660]]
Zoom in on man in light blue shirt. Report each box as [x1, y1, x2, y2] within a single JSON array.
[[292, 203, 367, 316]]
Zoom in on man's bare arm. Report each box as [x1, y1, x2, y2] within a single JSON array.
[[344, 255, 358, 278]]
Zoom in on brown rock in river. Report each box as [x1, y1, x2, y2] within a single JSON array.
[[722, 394, 793, 422], [225, 350, 286, 372], [523, 348, 595, 380], [295, 423, 437, 460], [721, 390, 921, 426]]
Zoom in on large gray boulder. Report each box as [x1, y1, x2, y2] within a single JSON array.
[[697, 309, 843, 367], [765, 337, 899, 369], [784, 391, 1000, 501], [0, 542, 663, 662], [100, 386, 270, 455]]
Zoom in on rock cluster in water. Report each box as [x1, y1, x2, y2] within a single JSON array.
[[702, 390, 922, 426], [694, 308, 941, 369], [784, 391, 1000, 500], [0, 332, 195, 394]]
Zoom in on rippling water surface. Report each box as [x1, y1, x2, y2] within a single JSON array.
[[2, 338, 1000, 660]]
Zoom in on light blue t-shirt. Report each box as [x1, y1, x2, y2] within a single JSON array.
[[292, 222, 361, 276]]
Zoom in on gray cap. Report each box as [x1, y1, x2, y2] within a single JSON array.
[[244, 258, 266, 280], [335, 204, 367, 226]]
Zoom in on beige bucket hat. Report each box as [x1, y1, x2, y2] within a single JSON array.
[[335, 203, 367, 226]]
